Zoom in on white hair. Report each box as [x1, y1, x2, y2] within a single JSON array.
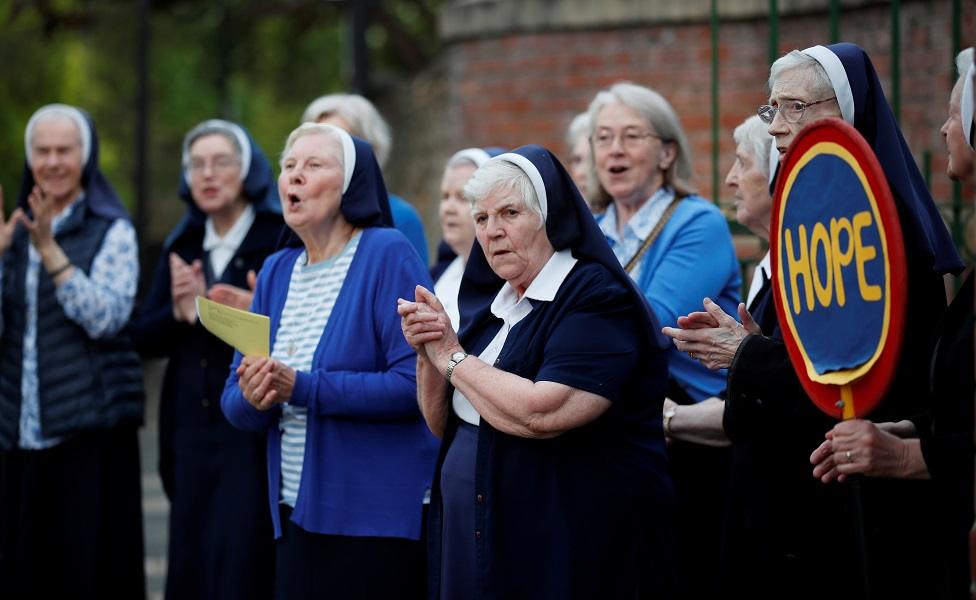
[[566, 111, 590, 147], [587, 81, 696, 200], [24, 104, 91, 167], [446, 147, 491, 170], [280, 123, 355, 193], [768, 50, 834, 99], [732, 115, 774, 181], [301, 93, 392, 169], [463, 159, 543, 228]]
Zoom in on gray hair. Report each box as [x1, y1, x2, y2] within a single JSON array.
[[566, 111, 590, 147], [586, 81, 696, 201], [280, 123, 345, 172], [768, 50, 834, 98], [301, 93, 392, 169], [732, 115, 774, 181], [181, 120, 246, 175], [463, 159, 543, 228]]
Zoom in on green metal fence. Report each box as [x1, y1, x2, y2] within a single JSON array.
[[710, 0, 972, 294]]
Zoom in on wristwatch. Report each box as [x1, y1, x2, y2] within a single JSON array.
[[663, 405, 678, 437], [445, 351, 469, 382]]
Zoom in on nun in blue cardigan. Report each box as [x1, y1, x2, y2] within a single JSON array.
[[220, 123, 438, 599], [398, 146, 676, 599], [132, 120, 282, 600]]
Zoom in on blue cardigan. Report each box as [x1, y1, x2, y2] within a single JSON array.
[[221, 227, 440, 540], [602, 195, 741, 401]]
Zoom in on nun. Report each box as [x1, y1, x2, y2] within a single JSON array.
[[0, 104, 145, 597], [667, 43, 964, 598], [220, 123, 438, 599], [132, 120, 283, 600], [398, 146, 676, 599]]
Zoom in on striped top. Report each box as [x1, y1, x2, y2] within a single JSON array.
[[275, 232, 361, 507]]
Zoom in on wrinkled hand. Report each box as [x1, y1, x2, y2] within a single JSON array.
[[237, 356, 295, 410], [397, 285, 461, 367], [662, 298, 760, 370], [20, 186, 57, 252], [810, 419, 918, 483], [0, 185, 25, 257], [170, 253, 206, 323], [209, 269, 258, 311]]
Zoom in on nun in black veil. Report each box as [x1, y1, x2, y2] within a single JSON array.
[[398, 145, 675, 599]]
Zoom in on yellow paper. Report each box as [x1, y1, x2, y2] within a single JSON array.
[[195, 296, 270, 357]]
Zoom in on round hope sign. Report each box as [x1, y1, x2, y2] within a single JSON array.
[[770, 118, 906, 420]]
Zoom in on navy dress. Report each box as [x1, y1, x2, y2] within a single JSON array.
[[428, 260, 676, 599], [132, 210, 282, 600]]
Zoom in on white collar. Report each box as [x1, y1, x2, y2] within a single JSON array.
[[203, 203, 255, 252], [490, 248, 578, 319]]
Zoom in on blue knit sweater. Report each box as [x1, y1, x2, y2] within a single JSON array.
[[221, 227, 439, 539]]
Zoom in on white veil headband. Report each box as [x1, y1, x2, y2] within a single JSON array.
[[24, 104, 92, 167], [802, 45, 855, 124], [495, 152, 549, 222]]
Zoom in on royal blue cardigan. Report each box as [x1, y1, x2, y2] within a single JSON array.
[[221, 227, 439, 540], [600, 195, 741, 401]]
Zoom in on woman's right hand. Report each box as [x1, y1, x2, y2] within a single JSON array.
[[170, 252, 205, 323], [398, 285, 451, 359]]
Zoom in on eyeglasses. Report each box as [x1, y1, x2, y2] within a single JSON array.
[[188, 155, 240, 174], [757, 97, 836, 125], [591, 129, 661, 150]]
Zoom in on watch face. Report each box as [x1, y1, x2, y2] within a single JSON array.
[[451, 351, 467, 362]]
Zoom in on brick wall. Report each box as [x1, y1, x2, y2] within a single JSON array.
[[419, 0, 975, 263]]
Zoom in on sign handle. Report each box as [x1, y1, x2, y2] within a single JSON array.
[[839, 384, 856, 420]]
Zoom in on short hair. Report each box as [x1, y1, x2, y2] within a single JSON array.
[[732, 115, 774, 181], [463, 159, 543, 228], [586, 82, 696, 201], [768, 50, 834, 99], [181, 122, 243, 171], [955, 47, 975, 82], [24, 104, 90, 166], [301, 93, 392, 169], [280, 123, 345, 172], [566, 111, 590, 148]]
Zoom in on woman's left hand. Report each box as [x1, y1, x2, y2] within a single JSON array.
[[237, 355, 295, 410], [398, 285, 461, 367], [810, 419, 928, 482], [662, 298, 760, 370]]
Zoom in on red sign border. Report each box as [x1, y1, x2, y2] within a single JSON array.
[[770, 118, 907, 420]]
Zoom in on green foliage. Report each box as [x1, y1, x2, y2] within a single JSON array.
[[0, 0, 440, 244]]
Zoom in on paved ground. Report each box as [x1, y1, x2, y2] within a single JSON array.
[[140, 359, 168, 600]]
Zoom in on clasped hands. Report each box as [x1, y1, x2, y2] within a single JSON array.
[[0, 185, 64, 259], [397, 285, 461, 371], [237, 355, 295, 411], [662, 298, 761, 370]]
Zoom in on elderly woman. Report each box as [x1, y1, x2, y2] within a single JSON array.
[[220, 123, 438, 599], [0, 105, 144, 596], [809, 46, 975, 598], [565, 111, 603, 212], [662, 115, 774, 444], [588, 82, 740, 403], [302, 93, 428, 264], [433, 147, 495, 330], [132, 120, 282, 600], [665, 44, 963, 598], [398, 146, 675, 599]]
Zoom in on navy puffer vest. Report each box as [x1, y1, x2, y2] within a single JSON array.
[[0, 203, 144, 449]]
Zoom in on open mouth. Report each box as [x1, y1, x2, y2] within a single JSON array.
[[608, 166, 628, 174], [287, 193, 301, 207]]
